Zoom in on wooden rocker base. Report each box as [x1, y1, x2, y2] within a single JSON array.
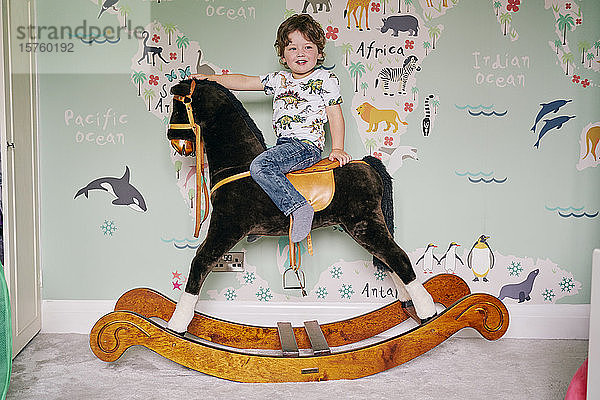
[[90, 292, 509, 382], [113, 274, 471, 349]]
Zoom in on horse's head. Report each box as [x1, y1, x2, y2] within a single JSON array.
[[167, 79, 267, 158], [167, 80, 199, 156]]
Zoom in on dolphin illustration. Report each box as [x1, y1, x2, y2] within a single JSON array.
[[98, 0, 119, 19], [74, 166, 147, 212], [531, 99, 571, 132], [534, 115, 576, 148]]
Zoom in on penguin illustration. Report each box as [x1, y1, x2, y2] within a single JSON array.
[[467, 235, 494, 282], [98, 0, 119, 19], [415, 243, 439, 274], [438, 242, 464, 274]]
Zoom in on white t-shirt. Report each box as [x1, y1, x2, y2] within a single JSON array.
[[260, 68, 343, 150]]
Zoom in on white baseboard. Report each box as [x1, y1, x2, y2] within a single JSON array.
[[41, 300, 591, 340]]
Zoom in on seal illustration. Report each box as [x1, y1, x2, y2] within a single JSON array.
[[499, 269, 539, 303]]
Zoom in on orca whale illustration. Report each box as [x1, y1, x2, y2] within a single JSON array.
[[74, 166, 147, 212], [534, 115, 576, 149], [98, 0, 119, 19], [531, 99, 571, 132]]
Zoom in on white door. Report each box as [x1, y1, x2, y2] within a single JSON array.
[[0, 0, 42, 357]]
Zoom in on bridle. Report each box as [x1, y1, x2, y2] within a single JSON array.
[[168, 80, 210, 237]]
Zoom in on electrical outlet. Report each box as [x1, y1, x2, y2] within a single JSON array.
[[213, 252, 245, 272]]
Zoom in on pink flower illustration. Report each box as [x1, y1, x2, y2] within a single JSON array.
[[572, 74, 580, 83], [149, 75, 159, 85], [222, 69, 230, 74], [373, 152, 382, 160], [576, 18, 582, 25], [326, 26, 339, 40], [565, 3, 571, 9], [169, 52, 177, 60], [371, 2, 380, 12], [384, 136, 393, 146], [405, 40, 414, 49], [581, 79, 590, 88], [152, 34, 160, 43], [404, 102, 414, 112], [507, 0, 520, 12]]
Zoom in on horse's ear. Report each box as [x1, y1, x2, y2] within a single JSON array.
[[170, 81, 191, 96]]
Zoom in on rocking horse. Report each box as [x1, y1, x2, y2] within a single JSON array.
[[90, 79, 509, 382]]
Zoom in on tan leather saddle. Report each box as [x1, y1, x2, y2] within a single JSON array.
[[287, 158, 339, 211]]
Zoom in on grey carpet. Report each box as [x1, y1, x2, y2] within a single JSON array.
[[7, 333, 587, 400]]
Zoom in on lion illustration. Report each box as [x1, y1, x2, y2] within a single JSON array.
[[583, 126, 600, 161], [356, 102, 408, 133]]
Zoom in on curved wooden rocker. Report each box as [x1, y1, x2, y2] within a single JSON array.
[[113, 273, 471, 349], [90, 292, 509, 383]]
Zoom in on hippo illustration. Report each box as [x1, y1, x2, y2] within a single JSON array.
[[380, 15, 419, 36]]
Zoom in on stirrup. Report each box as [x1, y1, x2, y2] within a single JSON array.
[[283, 216, 308, 296]]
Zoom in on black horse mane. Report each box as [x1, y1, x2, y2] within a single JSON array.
[[188, 79, 267, 151]]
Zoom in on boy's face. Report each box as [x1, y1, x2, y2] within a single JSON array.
[[282, 30, 322, 79]]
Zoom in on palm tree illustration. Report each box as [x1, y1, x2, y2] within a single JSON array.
[[594, 40, 600, 56], [188, 188, 195, 208], [412, 86, 419, 101], [557, 13, 574, 45], [360, 81, 369, 96], [364, 138, 377, 155], [176, 35, 190, 63], [428, 25, 441, 49], [577, 41, 590, 64], [586, 52, 595, 68], [403, 0, 413, 13], [175, 160, 182, 179], [143, 88, 156, 111], [432, 98, 440, 114], [381, 0, 389, 14], [493, 1, 501, 16], [499, 12, 512, 36], [349, 61, 366, 93], [341, 43, 353, 66], [561, 52, 574, 75], [554, 39, 562, 54], [119, 4, 131, 27], [132, 71, 147, 96], [284, 9, 296, 19], [163, 23, 177, 46], [423, 41, 431, 56]]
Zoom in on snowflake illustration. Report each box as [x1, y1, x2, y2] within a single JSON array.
[[374, 267, 388, 281], [339, 284, 354, 299], [330, 265, 343, 279], [507, 261, 523, 276], [243, 272, 256, 285], [315, 286, 328, 299], [256, 287, 273, 302], [100, 220, 117, 236], [224, 288, 237, 301], [542, 288, 555, 302], [559, 277, 575, 292]]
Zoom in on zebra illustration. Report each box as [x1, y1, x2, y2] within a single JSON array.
[[422, 94, 434, 136], [375, 55, 421, 96]]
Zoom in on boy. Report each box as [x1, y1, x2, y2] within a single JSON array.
[[191, 14, 351, 242]]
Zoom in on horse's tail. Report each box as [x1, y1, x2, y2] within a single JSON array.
[[361, 155, 394, 270]]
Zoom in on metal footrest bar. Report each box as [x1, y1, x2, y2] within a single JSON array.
[[303, 320, 331, 356], [277, 322, 299, 358]]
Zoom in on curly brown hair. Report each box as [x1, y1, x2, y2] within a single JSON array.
[[274, 14, 326, 66]]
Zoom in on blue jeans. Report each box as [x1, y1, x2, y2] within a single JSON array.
[[250, 137, 322, 216]]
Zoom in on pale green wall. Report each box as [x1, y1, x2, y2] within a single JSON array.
[[33, 0, 599, 303]]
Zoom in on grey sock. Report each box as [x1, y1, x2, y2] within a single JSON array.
[[290, 203, 314, 243]]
